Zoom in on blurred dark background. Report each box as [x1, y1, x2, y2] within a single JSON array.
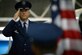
[[75, 0, 82, 9]]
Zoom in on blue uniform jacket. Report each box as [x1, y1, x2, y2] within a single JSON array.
[[2, 20, 34, 55]]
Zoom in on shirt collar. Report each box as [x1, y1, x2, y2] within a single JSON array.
[[20, 19, 29, 26]]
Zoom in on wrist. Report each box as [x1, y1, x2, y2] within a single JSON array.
[[12, 18, 17, 22], [12, 17, 19, 22]]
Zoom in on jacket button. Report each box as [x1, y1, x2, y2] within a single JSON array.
[[24, 43, 27, 46], [24, 49, 26, 51]]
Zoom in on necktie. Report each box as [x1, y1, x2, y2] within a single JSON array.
[[23, 22, 26, 32]]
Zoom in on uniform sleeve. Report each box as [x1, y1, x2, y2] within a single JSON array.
[[2, 20, 16, 37]]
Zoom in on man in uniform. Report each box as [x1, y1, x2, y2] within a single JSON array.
[[2, 0, 35, 55]]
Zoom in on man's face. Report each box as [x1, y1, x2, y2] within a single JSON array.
[[19, 8, 30, 21]]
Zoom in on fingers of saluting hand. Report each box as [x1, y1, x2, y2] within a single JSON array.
[[13, 9, 20, 21]]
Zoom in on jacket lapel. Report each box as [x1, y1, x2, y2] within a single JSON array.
[[16, 20, 25, 36]]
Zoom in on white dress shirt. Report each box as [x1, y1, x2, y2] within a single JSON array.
[[20, 19, 29, 31]]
